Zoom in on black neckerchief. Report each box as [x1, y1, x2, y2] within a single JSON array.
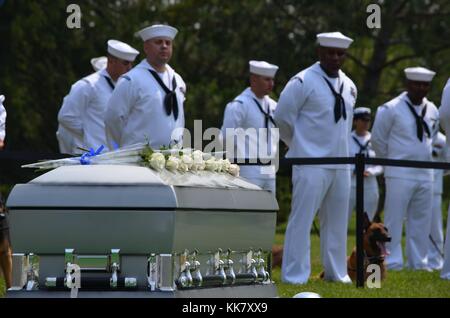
[[148, 69, 179, 120], [322, 76, 346, 123], [103, 75, 115, 91], [252, 97, 277, 144], [405, 100, 430, 141], [352, 135, 371, 156]]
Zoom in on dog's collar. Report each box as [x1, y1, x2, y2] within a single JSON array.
[[366, 254, 385, 265]]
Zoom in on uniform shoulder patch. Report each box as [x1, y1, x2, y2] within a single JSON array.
[[293, 76, 303, 84], [233, 99, 243, 104], [121, 75, 131, 81]]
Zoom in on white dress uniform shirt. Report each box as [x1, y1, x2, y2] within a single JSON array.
[[0, 96, 6, 142], [105, 59, 186, 149], [372, 92, 439, 270], [221, 87, 278, 181], [58, 69, 116, 154], [371, 92, 439, 181], [348, 131, 383, 221], [274, 62, 357, 169], [439, 78, 450, 279], [274, 62, 357, 284]]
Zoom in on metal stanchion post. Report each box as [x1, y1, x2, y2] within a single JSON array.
[[355, 153, 365, 288]]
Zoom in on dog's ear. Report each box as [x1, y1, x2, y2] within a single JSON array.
[[363, 212, 371, 231], [373, 214, 382, 223]]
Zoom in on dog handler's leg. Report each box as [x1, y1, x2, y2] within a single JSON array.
[[319, 169, 351, 283], [405, 180, 433, 270], [384, 178, 413, 270], [281, 166, 328, 284]]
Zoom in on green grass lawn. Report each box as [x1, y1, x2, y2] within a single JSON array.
[[273, 213, 450, 298]]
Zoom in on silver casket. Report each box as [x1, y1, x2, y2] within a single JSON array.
[[6, 165, 278, 298]]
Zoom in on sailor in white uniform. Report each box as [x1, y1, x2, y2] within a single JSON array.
[[58, 40, 139, 154], [274, 32, 357, 284], [348, 107, 383, 223], [56, 56, 109, 154], [105, 24, 186, 150], [221, 60, 279, 193], [372, 67, 439, 271], [428, 132, 446, 270], [0, 95, 6, 150], [438, 77, 450, 280]]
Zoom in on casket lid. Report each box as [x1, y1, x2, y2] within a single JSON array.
[[30, 165, 165, 185]]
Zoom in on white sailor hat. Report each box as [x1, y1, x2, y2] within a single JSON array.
[[0, 95, 4, 103], [317, 32, 353, 49], [354, 107, 371, 119], [249, 60, 279, 78], [107, 39, 139, 62], [90, 56, 107, 71], [404, 67, 436, 82], [293, 292, 321, 298], [138, 24, 178, 41]]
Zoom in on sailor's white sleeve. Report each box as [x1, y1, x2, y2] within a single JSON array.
[[273, 78, 306, 147], [0, 102, 6, 140], [220, 101, 246, 153], [371, 105, 394, 159], [58, 80, 91, 139], [104, 76, 133, 149], [441, 84, 450, 162]]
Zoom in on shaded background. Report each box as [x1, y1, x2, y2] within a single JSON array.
[[1, 0, 450, 223]]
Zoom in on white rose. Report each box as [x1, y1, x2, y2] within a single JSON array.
[[181, 154, 193, 169], [165, 156, 180, 171], [220, 159, 231, 172], [192, 150, 205, 171], [228, 164, 240, 177], [149, 152, 166, 171], [205, 157, 218, 172], [178, 154, 192, 172]]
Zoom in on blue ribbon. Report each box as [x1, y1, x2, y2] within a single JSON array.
[[80, 145, 104, 165]]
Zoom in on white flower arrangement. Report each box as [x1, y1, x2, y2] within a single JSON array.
[[22, 143, 240, 177]]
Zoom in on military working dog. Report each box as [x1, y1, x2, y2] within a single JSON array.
[[272, 213, 391, 282]]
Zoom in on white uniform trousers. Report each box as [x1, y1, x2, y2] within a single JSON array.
[[348, 186, 379, 223], [242, 176, 276, 193], [384, 178, 433, 270], [428, 193, 444, 270], [281, 166, 351, 284], [440, 206, 450, 279]]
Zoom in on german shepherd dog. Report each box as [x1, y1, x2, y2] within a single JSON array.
[[0, 197, 12, 289], [347, 213, 391, 281], [271, 213, 391, 282]]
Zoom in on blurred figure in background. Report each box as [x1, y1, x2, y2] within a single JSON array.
[[58, 40, 139, 154], [372, 67, 439, 271], [348, 107, 383, 223]]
